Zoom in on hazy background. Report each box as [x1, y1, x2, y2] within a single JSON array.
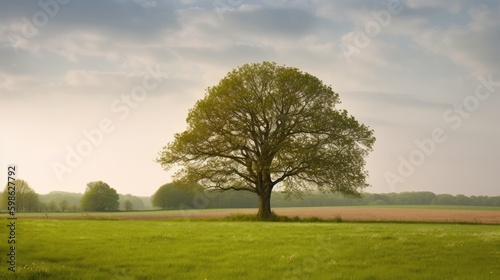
[[1, 0, 499, 196]]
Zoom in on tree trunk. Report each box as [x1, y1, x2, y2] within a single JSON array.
[[257, 191, 273, 220]]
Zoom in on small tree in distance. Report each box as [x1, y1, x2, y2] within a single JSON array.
[[157, 61, 375, 220], [49, 201, 58, 212], [151, 183, 200, 210], [80, 181, 119, 212], [124, 200, 134, 211], [59, 199, 69, 212], [1, 179, 40, 212]]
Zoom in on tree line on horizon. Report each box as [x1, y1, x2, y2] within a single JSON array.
[[0, 180, 150, 212], [2, 179, 499, 213], [150, 184, 500, 209]]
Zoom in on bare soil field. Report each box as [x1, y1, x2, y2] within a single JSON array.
[[17, 207, 500, 224], [274, 207, 500, 224]]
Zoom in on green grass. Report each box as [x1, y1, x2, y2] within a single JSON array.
[[1, 219, 499, 279], [1, 208, 240, 218]]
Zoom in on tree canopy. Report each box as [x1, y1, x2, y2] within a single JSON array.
[[80, 181, 119, 211], [119, 194, 145, 211], [151, 183, 201, 210], [157, 61, 375, 219], [1, 179, 40, 212]]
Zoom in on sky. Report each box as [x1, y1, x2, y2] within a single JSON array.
[[0, 0, 499, 197]]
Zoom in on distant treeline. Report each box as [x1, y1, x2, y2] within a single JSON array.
[[271, 191, 500, 207], [2, 190, 499, 212], [37, 192, 153, 212], [153, 190, 500, 210]]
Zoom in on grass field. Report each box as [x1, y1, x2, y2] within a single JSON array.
[[1, 207, 500, 279]]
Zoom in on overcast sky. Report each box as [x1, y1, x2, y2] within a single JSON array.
[[0, 0, 499, 197]]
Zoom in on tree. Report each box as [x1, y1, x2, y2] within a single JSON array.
[[432, 194, 456, 205], [48, 200, 58, 212], [123, 200, 134, 211], [39, 191, 82, 211], [151, 183, 200, 210], [59, 199, 69, 212], [80, 181, 119, 211], [119, 194, 146, 210], [454, 194, 470, 206], [157, 62, 375, 219], [1, 179, 40, 212], [38, 201, 47, 212]]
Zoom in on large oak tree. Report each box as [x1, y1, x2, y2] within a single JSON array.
[[157, 62, 375, 219]]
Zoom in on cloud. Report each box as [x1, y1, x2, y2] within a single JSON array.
[[392, 1, 500, 75], [224, 7, 319, 39], [64, 70, 130, 87], [406, 0, 464, 14], [49, 0, 181, 41]]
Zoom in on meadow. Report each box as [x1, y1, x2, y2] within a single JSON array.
[[1, 207, 500, 279]]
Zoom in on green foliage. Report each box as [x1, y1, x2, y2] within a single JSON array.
[[271, 191, 500, 207], [206, 189, 258, 208], [151, 183, 201, 209], [39, 191, 82, 212], [158, 61, 375, 219], [80, 181, 119, 212], [118, 194, 145, 211], [223, 213, 342, 223], [39, 192, 150, 212], [224, 211, 285, 221], [432, 194, 458, 205], [2, 220, 499, 279], [1, 179, 40, 212], [48, 200, 58, 212], [223, 213, 262, 221], [123, 200, 134, 211], [59, 199, 69, 212], [333, 215, 343, 223]]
